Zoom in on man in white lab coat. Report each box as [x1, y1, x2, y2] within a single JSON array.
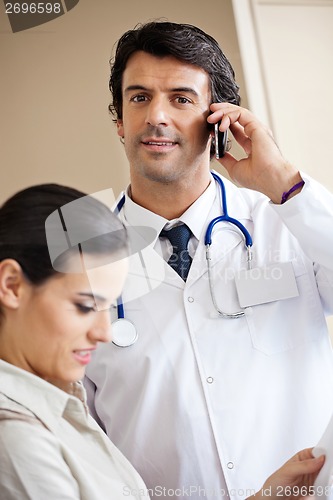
[[85, 21, 333, 499]]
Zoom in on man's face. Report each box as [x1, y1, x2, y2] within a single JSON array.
[[117, 51, 212, 185]]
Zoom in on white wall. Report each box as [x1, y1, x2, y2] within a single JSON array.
[[0, 0, 246, 201]]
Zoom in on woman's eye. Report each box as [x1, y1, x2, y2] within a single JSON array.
[[75, 304, 96, 314]]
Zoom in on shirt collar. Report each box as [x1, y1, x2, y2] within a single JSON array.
[[175, 178, 216, 240], [0, 360, 87, 431], [122, 175, 216, 243], [123, 188, 166, 245]]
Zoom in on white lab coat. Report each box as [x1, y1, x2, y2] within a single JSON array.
[[85, 172, 333, 499]]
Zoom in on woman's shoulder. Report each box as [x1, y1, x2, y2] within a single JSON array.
[[0, 394, 81, 499], [0, 393, 62, 467], [0, 391, 46, 427]]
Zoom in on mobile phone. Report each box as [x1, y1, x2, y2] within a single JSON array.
[[214, 121, 227, 160]]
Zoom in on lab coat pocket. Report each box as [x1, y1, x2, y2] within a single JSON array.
[[245, 259, 327, 355]]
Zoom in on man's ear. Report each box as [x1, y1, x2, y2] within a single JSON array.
[[117, 119, 124, 139], [0, 259, 26, 310]]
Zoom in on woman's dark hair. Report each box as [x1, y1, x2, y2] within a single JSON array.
[[109, 21, 240, 121], [0, 183, 128, 285]]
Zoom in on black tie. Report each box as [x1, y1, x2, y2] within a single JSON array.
[[160, 224, 192, 281]]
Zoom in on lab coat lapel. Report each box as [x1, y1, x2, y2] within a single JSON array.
[[120, 232, 185, 307], [113, 215, 184, 308]]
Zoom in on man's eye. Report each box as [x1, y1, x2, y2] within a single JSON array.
[[175, 97, 191, 104], [131, 95, 147, 103]]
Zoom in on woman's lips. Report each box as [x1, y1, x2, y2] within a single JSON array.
[[72, 348, 96, 365]]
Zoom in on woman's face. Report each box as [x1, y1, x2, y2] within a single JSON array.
[[4, 256, 128, 384]]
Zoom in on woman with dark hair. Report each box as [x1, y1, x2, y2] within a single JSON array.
[[0, 183, 148, 499]]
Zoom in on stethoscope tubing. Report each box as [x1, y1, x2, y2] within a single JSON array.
[[205, 173, 253, 248], [112, 172, 254, 346]]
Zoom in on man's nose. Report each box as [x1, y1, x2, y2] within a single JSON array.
[[145, 98, 169, 127]]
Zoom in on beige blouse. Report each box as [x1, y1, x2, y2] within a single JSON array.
[[0, 360, 149, 500]]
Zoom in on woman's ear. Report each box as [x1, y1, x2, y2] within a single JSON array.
[[0, 259, 26, 310]]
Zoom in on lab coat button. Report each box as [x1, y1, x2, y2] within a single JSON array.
[[227, 462, 234, 469], [188, 297, 194, 303], [206, 377, 214, 384]]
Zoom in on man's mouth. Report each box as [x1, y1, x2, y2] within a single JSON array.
[[141, 138, 178, 151], [144, 141, 175, 145]]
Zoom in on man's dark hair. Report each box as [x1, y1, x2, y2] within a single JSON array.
[[108, 21, 240, 121]]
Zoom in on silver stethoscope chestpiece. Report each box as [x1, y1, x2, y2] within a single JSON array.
[[112, 319, 138, 348]]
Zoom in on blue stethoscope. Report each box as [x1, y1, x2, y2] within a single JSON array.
[[111, 172, 253, 347]]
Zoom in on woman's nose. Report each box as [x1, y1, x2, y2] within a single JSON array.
[[89, 309, 112, 343]]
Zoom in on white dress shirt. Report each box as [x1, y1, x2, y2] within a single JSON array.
[[0, 360, 149, 500], [124, 178, 216, 261]]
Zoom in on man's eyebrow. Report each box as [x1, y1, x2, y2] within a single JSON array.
[[124, 85, 199, 97], [124, 85, 148, 94], [171, 87, 200, 97]]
